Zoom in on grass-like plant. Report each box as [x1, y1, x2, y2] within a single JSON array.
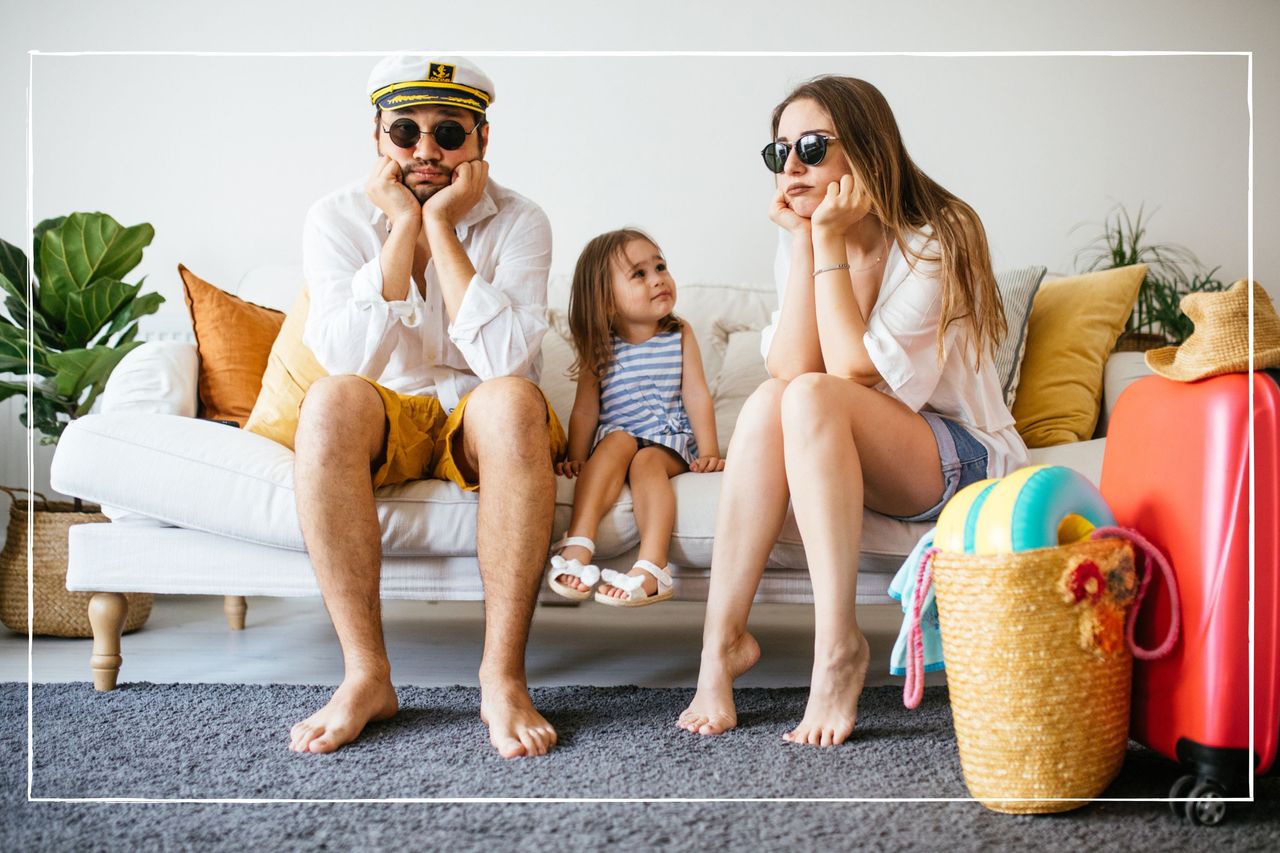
[[0, 212, 163, 444], [1075, 203, 1225, 345]]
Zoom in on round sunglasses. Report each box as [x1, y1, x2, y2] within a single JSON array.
[[382, 118, 485, 151], [760, 134, 840, 174]]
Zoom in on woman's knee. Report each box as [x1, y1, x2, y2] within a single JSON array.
[[733, 378, 789, 437], [779, 373, 845, 431]]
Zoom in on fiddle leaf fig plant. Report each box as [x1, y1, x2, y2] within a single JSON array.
[[0, 212, 163, 443]]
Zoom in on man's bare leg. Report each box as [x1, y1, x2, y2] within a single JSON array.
[[678, 379, 790, 735], [458, 377, 558, 758], [288, 376, 399, 753]]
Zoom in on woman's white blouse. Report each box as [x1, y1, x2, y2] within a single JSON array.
[[761, 227, 1029, 477]]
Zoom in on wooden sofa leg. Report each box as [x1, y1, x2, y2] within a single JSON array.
[[88, 592, 128, 692], [224, 595, 247, 630]]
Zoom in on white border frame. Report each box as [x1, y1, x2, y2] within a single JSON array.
[[22, 48, 1258, 808]]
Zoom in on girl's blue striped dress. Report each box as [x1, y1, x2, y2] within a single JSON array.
[[593, 328, 697, 465]]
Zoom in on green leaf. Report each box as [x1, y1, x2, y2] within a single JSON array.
[[0, 378, 28, 406], [38, 213, 154, 319], [99, 287, 163, 344], [47, 343, 138, 405], [60, 278, 140, 349], [31, 216, 66, 284], [0, 237, 27, 295]]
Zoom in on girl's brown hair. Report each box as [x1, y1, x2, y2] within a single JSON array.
[[772, 76, 1006, 368], [568, 228, 680, 379]]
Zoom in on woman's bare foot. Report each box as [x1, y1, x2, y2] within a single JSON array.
[[782, 631, 871, 747], [677, 632, 761, 735], [552, 543, 594, 593], [289, 673, 399, 753], [480, 676, 558, 758]]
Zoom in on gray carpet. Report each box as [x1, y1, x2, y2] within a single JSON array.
[[3, 683, 1277, 850]]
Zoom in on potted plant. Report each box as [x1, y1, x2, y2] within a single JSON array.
[[0, 212, 162, 636], [1075, 203, 1226, 351]]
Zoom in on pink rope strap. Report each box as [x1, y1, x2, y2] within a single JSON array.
[[1091, 526, 1181, 660], [903, 546, 939, 710]]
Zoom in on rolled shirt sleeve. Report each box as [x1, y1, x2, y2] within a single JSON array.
[[447, 206, 552, 381], [301, 198, 427, 379]]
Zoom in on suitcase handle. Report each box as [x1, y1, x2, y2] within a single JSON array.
[[1091, 526, 1181, 660]]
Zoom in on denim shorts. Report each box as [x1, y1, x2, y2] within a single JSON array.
[[887, 412, 990, 523]]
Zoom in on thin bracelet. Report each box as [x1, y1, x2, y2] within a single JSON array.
[[813, 263, 850, 277]]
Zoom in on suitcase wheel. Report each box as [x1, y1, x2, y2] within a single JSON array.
[[1183, 779, 1229, 827]]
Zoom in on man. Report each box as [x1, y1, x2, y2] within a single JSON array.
[[285, 55, 563, 758]]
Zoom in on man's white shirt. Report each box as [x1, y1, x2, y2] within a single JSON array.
[[302, 177, 553, 413]]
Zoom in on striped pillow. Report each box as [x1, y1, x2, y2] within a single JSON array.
[[993, 266, 1048, 408]]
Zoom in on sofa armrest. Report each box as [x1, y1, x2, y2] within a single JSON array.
[[98, 341, 199, 418], [1096, 351, 1154, 437]]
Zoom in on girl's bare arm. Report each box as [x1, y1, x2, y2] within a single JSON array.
[[560, 367, 601, 476], [681, 325, 725, 472]]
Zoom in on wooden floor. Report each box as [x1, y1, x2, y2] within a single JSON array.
[[0, 596, 929, 690]]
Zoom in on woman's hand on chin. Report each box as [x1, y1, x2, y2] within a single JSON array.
[[769, 187, 811, 236], [812, 174, 867, 237]]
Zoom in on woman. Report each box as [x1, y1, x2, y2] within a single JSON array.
[[678, 76, 1028, 747]]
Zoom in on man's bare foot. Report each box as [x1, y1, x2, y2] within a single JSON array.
[[677, 632, 761, 735], [480, 677, 557, 758], [552, 543, 593, 593], [782, 631, 871, 747], [289, 674, 399, 754]]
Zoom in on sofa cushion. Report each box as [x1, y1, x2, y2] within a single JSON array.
[[180, 264, 284, 426], [244, 290, 328, 450], [992, 265, 1047, 408], [1012, 265, 1147, 447], [51, 412, 639, 560]]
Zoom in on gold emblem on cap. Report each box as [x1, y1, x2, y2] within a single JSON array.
[[428, 63, 455, 82]]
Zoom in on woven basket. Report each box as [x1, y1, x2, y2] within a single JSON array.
[[930, 537, 1138, 814], [0, 487, 152, 637]]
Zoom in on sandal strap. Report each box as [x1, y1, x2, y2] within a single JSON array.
[[600, 562, 672, 601], [551, 535, 596, 557], [549, 554, 600, 587]]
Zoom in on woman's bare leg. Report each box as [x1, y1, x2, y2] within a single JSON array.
[[554, 431, 638, 591], [598, 446, 686, 598], [779, 373, 943, 746], [679, 378, 792, 734]]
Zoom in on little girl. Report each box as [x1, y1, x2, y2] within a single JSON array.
[[546, 228, 725, 607]]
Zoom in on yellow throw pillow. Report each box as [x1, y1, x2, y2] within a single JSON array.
[[243, 289, 328, 449], [1012, 264, 1147, 448], [179, 264, 285, 427]]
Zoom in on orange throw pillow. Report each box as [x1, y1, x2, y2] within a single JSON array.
[[179, 264, 285, 427]]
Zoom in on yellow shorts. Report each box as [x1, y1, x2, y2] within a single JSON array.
[[356, 378, 567, 491]]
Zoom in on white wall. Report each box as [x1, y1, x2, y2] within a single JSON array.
[[2, 0, 1277, 504]]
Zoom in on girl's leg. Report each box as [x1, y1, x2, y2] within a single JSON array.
[[679, 378, 793, 735], [779, 373, 943, 747], [598, 445, 686, 599], [554, 430, 638, 592]]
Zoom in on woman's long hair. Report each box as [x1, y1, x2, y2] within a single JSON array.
[[772, 76, 1005, 368], [568, 228, 680, 380]]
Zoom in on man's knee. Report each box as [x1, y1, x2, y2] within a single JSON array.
[[465, 377, 547, 442], [297, 375, 385, 460]]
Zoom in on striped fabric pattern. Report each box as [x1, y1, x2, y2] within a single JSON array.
[[593, 329, 696, 464], [993, 265, 1048, 408]]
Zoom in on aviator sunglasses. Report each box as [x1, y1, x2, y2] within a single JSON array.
[[760, 133, 840, 173], [382, 118, 486, 151]]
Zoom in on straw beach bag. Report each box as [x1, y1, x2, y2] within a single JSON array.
[[0, 487, 153, 637], [903, 527, 1179, 814]]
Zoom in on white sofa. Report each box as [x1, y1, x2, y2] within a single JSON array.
[[49, 269, 1153, 688]]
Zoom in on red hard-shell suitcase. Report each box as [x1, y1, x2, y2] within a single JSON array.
[[1100, 370, 1279, 822]]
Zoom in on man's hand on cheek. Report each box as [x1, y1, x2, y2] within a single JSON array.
[[424, 159, 489, 228], [366, 156, 422, 226]]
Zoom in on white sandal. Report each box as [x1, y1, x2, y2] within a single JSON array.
[[546, 536, 601, 601], [594, 560, 675, 607]]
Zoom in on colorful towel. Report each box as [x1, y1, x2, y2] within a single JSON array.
[[888, 528, 945, 677]]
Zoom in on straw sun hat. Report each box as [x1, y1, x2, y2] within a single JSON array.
[[1145, 280, 1280, 381]]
